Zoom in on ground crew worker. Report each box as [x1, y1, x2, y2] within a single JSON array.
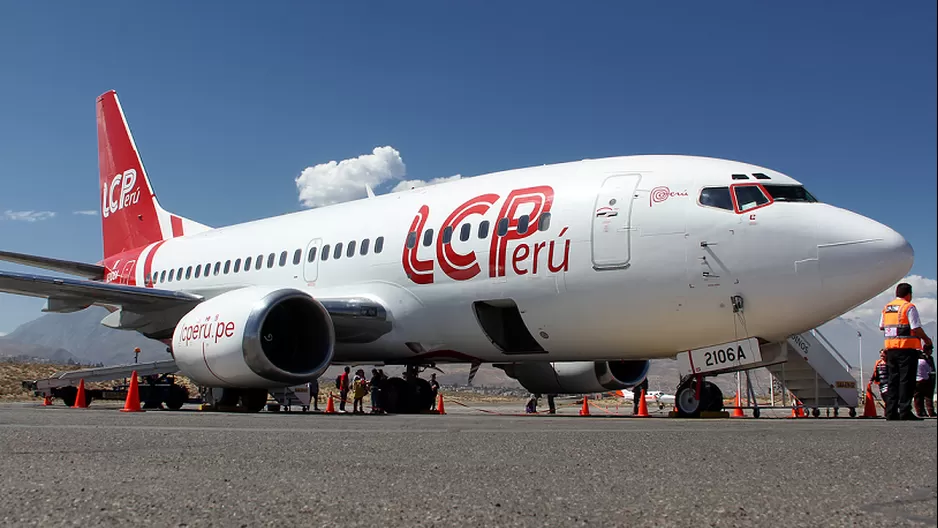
[[880, 282, 933, 421], [633, 378, 649, 415], [869, 349, 889, 402], [338, 366, 351, 412], [546, 394, 556, 414], [309, 378, 320, 412], [914, 347, 936, 417], [429, 373, 440, 411]]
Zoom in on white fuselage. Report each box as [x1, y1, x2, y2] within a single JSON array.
[[130, 155, 913, 365]]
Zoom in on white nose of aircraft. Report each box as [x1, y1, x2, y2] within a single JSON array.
[[816, 206, 914, 309]]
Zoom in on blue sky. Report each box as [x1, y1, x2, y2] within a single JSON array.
[[1, 2, 936, 334]]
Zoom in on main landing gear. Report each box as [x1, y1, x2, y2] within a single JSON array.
[[674, 375, 725, 418], [380, 365, 436, 414]]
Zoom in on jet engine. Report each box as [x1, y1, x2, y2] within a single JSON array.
[[497, 360, 650, 394], [172, 286, 335, 388]]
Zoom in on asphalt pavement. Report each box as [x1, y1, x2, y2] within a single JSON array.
[[0, 403, 935, 527]]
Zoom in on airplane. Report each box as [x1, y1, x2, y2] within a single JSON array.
[[617, 389, 676, 409], [0, 90, 914, 415]]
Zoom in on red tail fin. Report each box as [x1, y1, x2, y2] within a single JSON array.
[[97, 91, 209, 258]]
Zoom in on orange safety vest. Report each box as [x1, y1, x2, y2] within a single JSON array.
[[882, 298, 921, 350]]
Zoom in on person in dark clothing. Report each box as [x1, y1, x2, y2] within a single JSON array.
[[633, 378, 649, 415], [546, 394, 556, 414], [369, 368, 383, 414], [913, 346, 936, 417], [880, 283, 933, 421], [429, 373, 440, 411]]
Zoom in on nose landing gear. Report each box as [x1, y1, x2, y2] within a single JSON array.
[[674, 375, 724, 417]]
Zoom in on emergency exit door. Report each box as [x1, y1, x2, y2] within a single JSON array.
[[591, 174, 641, 269], [303, 238, 322, 283]]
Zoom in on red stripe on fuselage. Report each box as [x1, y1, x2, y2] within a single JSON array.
[[142, 240, 167, 288]]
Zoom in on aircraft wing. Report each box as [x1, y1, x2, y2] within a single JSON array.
[[0, 250, 107, 280], [0, 270, 391, 344]]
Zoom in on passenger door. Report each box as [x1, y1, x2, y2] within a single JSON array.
[[591, 174, 641, 270]]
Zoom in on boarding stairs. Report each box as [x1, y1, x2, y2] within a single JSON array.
[[764, 329, 859, 414]]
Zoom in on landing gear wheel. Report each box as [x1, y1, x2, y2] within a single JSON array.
[[164, 385, 188, 410], [812, 407, 820, 418], [240, 389, 268, 413], [60, 386, 77, 407], [848, 407, 857, 418], [412, 378, 434, 413], [702, 381, 724, 412], [676, 385, 701, 417], [382, 377, 410, 414]]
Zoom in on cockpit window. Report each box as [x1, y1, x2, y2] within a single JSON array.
[[762, 185, 818, 203], [699, 187, 733, 211], [734, 185, 770, 211]]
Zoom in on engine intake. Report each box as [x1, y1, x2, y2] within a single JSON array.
[[173, 286, 335, 388], [498, 360, 650, 394]]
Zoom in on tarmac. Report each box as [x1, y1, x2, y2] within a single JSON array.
[[0, 401, 935, 527]]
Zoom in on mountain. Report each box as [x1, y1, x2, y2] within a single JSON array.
[[0, 307, 170, 365]]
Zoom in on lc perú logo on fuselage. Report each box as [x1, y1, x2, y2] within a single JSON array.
[[101, 169, 141, 218], [402, 185, 570, 285]]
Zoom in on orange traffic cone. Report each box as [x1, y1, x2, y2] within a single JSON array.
[[325, 394, 336, 414], [436, 393, 446, 415], [72, 379, 88, 408], [861, 383, 877, 418], [42, 394, 53, 406], [120, 371, 144, 412], [579, 395, 590, 416], [636, 389, 650, 417], [732, 392, 745, 417]]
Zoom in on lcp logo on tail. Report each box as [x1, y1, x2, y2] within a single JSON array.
[[102, 169, 141, 218]]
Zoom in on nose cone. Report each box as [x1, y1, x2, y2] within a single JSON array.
[[816, 207, 914, 311]]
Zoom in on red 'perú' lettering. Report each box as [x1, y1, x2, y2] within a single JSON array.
[[402, 205, 434, 284], [436, 193, 499, 281], [488, 186, 554, 278]]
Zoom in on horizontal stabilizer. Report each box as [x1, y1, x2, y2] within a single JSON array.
[[0, 250, 107, 280]]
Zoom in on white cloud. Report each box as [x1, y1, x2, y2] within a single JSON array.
[[73, 210, 97, 216], [391, 175, 463, 193], [295, 146, 406, 208], [842, 275, 937, 327], [0, 331, 6, 337], [3, 210, 56, 222]]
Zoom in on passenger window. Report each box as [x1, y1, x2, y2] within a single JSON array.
[[699, 187, 733, 211], [293, 249, 302, 265], [422, 229, 434, 247], [406, 232, 417, 249], [223, 260, 231, 274], [279, 251, 287, 267], [255, 255, 263, 270], [734, 185, 769, 211], [333, 243, 343, 260], [360, 239, 370, 255], [517, 215, 530, 235], [159, 270, 166, 283], [346, 241, 356, 258], [460, 223, 471, 242], [538, 213, 551, 231], [478, 221, 490, 239], [185, 266, 192, 279], [321, 245, 330, 261], [213, 262, 221, 275], [307, 247, 317, 263], [442, 226, 453, 244], [205, 263, 212, 275], [194, 265, 201, 278], [233, 259, 241, 273], [177, 267, 183, 280], [244, 256, 252, 271], [267, 253, 275, 268], [497, 218, 509, 236], [168, 269, 175, 282], [374, 237, 384, 253]]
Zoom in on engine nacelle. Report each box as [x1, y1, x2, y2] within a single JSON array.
[[499, 360, 650, 394], [172, 286, 335, 388]]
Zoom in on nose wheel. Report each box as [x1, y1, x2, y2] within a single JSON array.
[[675, 376, 724, 417]]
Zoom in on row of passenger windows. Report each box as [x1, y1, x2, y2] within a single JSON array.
[[698, 185, 817, 212], [406, 213, 552, 249], [147, 236, 385, 285]]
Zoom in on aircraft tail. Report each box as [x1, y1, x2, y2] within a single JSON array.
[[96, 90, 210, 259]]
